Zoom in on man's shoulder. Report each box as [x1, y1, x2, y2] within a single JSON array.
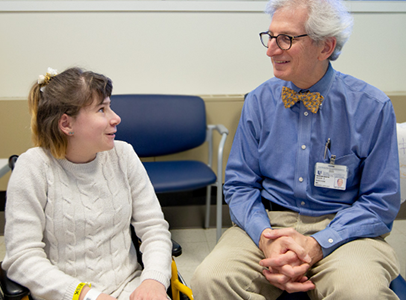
[[246, 77, 285, 101], [335, 71, 389, 104], [255, 76, 285, 91]]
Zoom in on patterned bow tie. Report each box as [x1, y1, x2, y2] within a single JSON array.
[[281, 86, 324, 114]]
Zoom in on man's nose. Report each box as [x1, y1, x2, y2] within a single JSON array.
[[266, 38, 283, 57]]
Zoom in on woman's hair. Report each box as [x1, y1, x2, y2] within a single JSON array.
[[28, 67, 113, 159], [265, 0, 353, 61]]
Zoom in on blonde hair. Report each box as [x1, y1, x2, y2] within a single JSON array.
[[28, 67, 113, 158]]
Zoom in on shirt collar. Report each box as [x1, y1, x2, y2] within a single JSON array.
[[285, 62, 335, 99]]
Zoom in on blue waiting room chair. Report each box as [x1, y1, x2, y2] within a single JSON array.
[[111, 94, 228, 241]]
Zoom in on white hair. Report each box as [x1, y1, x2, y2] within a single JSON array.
[[265, 0, 354, 60]]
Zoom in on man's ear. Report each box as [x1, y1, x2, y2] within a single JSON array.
[[59, 114, 74, 136], [319, 37, 337, 61]]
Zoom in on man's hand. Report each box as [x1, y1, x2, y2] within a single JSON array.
[[258, 228, 322, 293], [263, 228, 323, 266], [130, 279, 168, 300]]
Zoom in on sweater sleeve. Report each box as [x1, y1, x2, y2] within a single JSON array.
[[2, 149, 81, 300], [118, 142, 172, 289]]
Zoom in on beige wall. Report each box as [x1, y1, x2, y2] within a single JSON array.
[[0, 95, 245, 190], [1, 93, 406, 191], [1, 8, 405, 98]]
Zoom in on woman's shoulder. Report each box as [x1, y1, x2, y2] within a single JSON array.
[[112, 141, 138, 157], [113, 140, 132, 152], [99, 140, 139, 165], [16, 147, 53, 168], [8, 148, 55, 189]]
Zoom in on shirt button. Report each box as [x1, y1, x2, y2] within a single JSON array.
[[304, 112, 309, 116], [328, 238, 334, 243], [301, 201, 305, 206], [301, 145, 306, 150], [299, 177, 304, 182]]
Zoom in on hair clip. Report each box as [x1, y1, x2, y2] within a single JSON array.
[[38, 67, 58, 92]]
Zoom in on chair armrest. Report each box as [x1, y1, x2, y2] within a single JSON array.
[[208, 124, 229, 136], [0, 267, 30, 300], [206, 124, 229, 168]]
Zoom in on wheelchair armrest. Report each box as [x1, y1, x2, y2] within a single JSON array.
[[0, 267, 30, 300], [172, 239, 182, 257], [8, 155, 19, 171]]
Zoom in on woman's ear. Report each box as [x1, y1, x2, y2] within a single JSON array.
[[319, 37, 337, 61], [59, 114, 74, 136]]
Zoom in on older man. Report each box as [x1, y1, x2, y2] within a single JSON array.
[[191, 0, 401, 299]]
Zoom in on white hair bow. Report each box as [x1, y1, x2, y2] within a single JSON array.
[[38, 67, 58, 92]]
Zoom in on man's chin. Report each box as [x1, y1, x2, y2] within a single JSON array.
[[272, 70, 289, 81]]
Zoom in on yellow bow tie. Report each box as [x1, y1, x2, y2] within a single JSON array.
[[282, 86, 324, 114]]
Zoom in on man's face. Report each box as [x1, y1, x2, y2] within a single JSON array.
[[266, 6, 327, 89]]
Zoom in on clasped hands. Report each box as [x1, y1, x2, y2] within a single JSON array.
[[259, 228, 323, 293]]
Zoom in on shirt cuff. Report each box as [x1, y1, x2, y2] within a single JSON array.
[[246, 211, 272, 247], [311, 227, 346, 257]]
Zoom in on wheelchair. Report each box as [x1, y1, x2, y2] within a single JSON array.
[[0, 238, 192, 300], [0, 155, 193, 300]]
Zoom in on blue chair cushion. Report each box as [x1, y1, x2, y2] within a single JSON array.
[[391, 274, 406, 300], [143, 161, 217, 193]]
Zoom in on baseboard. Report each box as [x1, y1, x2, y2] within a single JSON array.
[[163, 204, 232, 230]]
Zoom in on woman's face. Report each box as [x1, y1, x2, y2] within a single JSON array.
[[65, 96, 121, 163]]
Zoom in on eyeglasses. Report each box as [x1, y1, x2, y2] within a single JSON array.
[[259, 31, 308, 50]]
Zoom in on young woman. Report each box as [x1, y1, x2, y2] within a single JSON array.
[[2, 67, 172, 300]]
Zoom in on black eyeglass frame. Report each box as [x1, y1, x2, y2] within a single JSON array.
[[259, 31, 308, 50]]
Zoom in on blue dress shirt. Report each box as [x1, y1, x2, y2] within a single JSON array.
[[224, 64, 400, 257]]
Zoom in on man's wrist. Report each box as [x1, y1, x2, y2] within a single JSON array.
[[259, 228, 272, 252], [307, 237, 323, 265]]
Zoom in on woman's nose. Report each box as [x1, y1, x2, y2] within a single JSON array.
[[111, 109, 121, 126]]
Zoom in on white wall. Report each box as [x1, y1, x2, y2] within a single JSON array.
[[0, 1, 405, 98]]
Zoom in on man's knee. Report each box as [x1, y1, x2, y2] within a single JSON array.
[[190, 260, 214, 290], [311, 280, 398, 300], [190, 259, 235, 299]]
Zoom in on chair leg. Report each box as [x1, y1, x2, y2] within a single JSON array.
[[204, 185, 212, 229], [216, 182, 222, 242]]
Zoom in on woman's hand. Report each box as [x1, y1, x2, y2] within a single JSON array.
[[130, 279, 168, 300], [79, 286, 117, 300], [96, 294, 118, 300]]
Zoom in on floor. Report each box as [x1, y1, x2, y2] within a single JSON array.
[[0, 221, 404, 288]]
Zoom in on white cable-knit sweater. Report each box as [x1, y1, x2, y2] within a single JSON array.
[[2, 141, 172, 300]]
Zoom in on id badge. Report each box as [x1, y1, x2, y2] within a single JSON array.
[[314, 162, 348, 190]]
